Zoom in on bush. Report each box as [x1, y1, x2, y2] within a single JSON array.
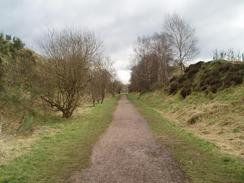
[[169, 82, 178, 94], [180, 86, 191, 98], [218, 63, 231, 72], [168, 60, 244, 98], [185, 61, 203, 78], [169, 76, 178, 83], [200, 85, 208, 91], [150, 82, 163, 91], [178, 75, 188, 83], [229, 64, 240, 72], [208, 85, 218, 93], [224, 72, 243, 87]]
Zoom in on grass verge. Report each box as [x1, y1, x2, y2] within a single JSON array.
[[0, 97, 118, 183], [128, 94, 244, 183]]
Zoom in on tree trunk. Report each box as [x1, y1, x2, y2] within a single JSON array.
[[101, 92, 105, 104], [62, 110, 73, 118], [180, 62, 185, 74], [92, 94, 96, 107], [92, 99, 96, 107]]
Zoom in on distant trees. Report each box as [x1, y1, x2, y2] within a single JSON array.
[[164, 14, 199, 72], [213, 49, 244, 62], [129, 14, 199, 92], [89, 63, 110, 106], [108, 79, 123, 96], [89, 58, 122, 106], [129, 34, 173, 92]]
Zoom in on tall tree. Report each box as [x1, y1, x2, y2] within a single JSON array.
[[40, 29, 102, 118], [164, 14, 199, 72], [129, 34, 172, 92]]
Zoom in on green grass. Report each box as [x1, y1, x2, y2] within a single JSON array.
[[128, 94, 244, 183], [0, 97, 118, 183], [137, 84, 244, 107], [169, 60, 244, 97]]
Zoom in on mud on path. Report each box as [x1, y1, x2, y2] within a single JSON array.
[[69, 96, 188, 183]]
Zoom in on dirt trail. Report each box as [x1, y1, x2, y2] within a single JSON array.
[[69, 96, 188, 183]]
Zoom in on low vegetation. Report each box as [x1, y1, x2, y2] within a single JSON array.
[[129, 94, 244, 183], [130, 85, 244, 157], [0, 97, 118, 183], [0, 31, 121, 182], [0, 30, 122, 135], [168, 60, 244, 97]]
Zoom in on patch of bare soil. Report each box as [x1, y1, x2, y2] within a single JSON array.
[[69, 96, 188, 183]]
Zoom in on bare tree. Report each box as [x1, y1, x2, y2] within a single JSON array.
[[89, 66, 111, 106], [39, 29, 102, 118], [212, 49, 244, 61], [129, 34, 172, 92], [88, 57, 119, 106], [164, 14, 199, 72], [150, 33, 172, 84], [0, 59, 3, 92]]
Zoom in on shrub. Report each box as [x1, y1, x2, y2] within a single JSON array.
[[208, 85, 218, 93], [218, 63, 231, 72], [168, 60, 244, 98], [178, 75, 188, 83], [200, 85, 208, 91], [203, 75, 215, 85], [180, 86, 191, 98], [169, 76, 178, 83], [224, 72, 243, 87], [229, 64, 240, 72], [150, 82, 163, 91], [169, 82, 178, 94], [185, 61, 203, 78]]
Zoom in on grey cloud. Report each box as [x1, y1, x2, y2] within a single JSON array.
[[1, 0, 243, 83]]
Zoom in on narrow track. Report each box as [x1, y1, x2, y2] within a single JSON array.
[[69, 96, 188, 183]]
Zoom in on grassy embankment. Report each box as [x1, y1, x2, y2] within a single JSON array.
[[128, 88, 244, 183], [0, 97, 118, 183]]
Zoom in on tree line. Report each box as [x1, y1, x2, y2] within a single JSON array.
[[129, 14, 199, 92], [213, 49, 244, 62], [0, 29, 123, 118]]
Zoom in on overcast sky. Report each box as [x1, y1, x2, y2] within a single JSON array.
[[1, 0, 243, 83]]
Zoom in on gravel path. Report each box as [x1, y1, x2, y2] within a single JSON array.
[[69, 96, 188, 183]]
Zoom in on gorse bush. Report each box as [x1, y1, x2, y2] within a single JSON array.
[[0, 31, 123, 134], [168, 60, 244, 98]]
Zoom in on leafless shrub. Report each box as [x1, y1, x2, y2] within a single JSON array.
[[39, 29, 102, 118], [88, 57, 121, 106]]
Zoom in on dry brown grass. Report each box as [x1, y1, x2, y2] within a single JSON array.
[[136, 86, 244, 158], [165, 101, 244, 157], [0, 126, 60, 165]]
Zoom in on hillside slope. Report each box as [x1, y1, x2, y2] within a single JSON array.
[[129, 93, 244, 183], [133, 84, 244, 157], [168, 60, 244, 97]]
